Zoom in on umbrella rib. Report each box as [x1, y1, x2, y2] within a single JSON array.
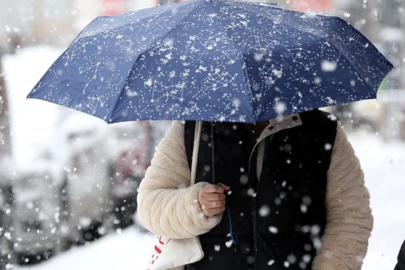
[[206, 2, 256, 123], [219, 1, 381, 97], [109, 0, 206, 122], [220, 0, 330, 41], [219, 1, 336, 45], [318, 39, 377, 95]]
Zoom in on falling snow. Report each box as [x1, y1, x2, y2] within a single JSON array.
[[0, 0, 402, 269]]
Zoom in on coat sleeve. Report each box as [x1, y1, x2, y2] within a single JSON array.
[[312, 123, 373, 270], [137, 121, 222, 239]]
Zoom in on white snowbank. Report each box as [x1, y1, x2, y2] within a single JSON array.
[[2, 46, 107, 182], [15, 228, 156, 270]]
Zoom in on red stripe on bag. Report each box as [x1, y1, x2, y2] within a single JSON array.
[[154, 245, 162, 254], [147, 237, 171, 269]]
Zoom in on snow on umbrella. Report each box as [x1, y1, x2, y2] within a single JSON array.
[[28, 0, 393, 124]]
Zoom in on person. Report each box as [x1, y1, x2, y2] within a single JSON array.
[[395, 241, 405, 270], [138, 109, 373, 270]]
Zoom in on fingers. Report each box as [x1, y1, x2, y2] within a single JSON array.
[[201, 184, 231, 194], [218, 183, 231, 192], [200, 199, 226, 217], [204, 206, 226, 218], [208, 200, 226, 208], [198, 184, 231, 218], [203, 184, 225, 194], [202, 193, 226, 201]]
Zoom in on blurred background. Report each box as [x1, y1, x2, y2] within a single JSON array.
[[0, 0, 404, 269]]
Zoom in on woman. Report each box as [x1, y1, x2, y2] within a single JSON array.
[[138, 109, 373, 270]]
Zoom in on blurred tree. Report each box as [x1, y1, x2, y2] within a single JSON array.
[[0, 47, 15, 270], [375, 0, 405, 140], [0, 48, 11, 158], [160, 0, 177, 4]]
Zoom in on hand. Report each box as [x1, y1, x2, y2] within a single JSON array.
[[198, 183, 231, 218]]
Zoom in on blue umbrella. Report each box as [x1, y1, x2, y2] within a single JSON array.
[[28, 0, 393, 124]]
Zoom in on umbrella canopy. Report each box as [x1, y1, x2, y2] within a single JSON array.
[[28, 0, 393, 123]]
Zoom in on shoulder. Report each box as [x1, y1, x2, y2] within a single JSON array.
[[166, 121, 185, 138], [157, 121, 186, 150], [300, 109, 338, 123], [299, 109, 339, 130], [171, 120, 185, 130]]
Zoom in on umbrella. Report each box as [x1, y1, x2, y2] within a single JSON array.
[[28, 0, 393, 124]]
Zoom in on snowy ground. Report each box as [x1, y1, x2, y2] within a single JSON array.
[[3, 46, 405, 269], [15, 228, 156, 270], [352, 133, 405, 270]]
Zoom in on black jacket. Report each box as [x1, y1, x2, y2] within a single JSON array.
[[395, 241, 405, 270], [184, 110, 337, 270]]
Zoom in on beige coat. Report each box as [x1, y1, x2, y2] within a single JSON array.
[[138, 120, 373, 269]]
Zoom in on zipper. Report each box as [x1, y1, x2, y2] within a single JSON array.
[[250, 135, 274, 270], [252, 185, 258, 270]]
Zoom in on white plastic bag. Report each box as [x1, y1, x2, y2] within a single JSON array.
[[147, 235, 204, 270]]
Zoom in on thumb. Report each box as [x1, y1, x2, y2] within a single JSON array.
[[218, 183, 231, 191]]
